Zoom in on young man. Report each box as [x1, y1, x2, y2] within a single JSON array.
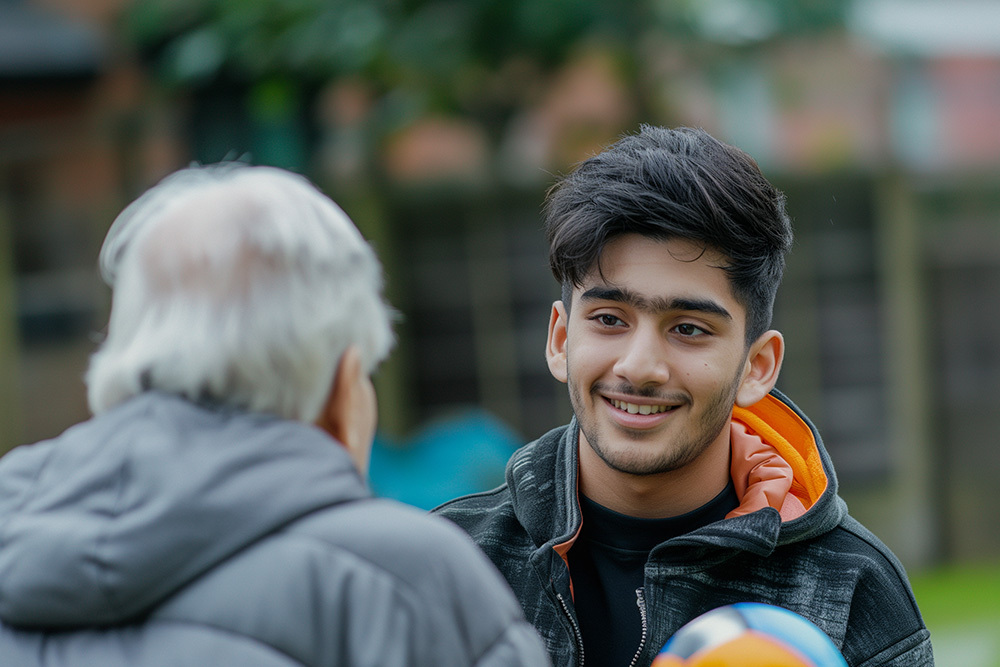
[[435, 126, 933, 667], [0, 165, 548, 666]]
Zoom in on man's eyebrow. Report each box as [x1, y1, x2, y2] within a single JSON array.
[[580, 286, 732, 320], [668, 297, 733, 320]]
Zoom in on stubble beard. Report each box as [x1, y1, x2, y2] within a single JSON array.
[[568, 366, 744, 477]]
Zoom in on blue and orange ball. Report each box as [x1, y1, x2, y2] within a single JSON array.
[[652, 603, 848, 667]]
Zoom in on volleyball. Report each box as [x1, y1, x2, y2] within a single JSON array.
[[652, 602, 848, 667]]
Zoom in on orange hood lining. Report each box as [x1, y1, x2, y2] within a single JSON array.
[[730, 394, 828, 519]]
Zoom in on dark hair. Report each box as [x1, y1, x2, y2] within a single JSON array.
[[544, 125, 793, 343]]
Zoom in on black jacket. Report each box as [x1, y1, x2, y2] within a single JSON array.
[[435, 390, 933, 667]]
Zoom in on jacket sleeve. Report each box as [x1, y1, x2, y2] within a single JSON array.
[[856, 629, 934, 667], [468, 620, 554, 667], [834, 519, 935, 667], [334, 499, 550, 667], [412, 513, 551, 667]]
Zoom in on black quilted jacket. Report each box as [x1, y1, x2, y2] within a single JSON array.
[[435, 390, 933, 667]]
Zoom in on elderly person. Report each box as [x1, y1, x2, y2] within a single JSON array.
[[0, 164, 548, 667]]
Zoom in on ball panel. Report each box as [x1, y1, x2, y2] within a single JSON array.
[[732, 603, 848, 667], [654, 603, 848, 667], [662, 605, 747, 658], [692, 632, 817, 666]]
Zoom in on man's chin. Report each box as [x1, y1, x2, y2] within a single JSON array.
[[608, 457, 689, 477], [589, 442, 689, 477]]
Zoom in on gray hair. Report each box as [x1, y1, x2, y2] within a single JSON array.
[[86, 164, 395, 422]]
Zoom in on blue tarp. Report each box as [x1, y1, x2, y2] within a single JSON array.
[[369, 409, 521, 510]]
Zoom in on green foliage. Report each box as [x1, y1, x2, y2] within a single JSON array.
[[127, 0, 852, 82], [123, 0, 851, 143], [128, 0, 848, 88], [125, 0, 646, 134], [651, 0, 849, 47], [127, 0, 394, 84]]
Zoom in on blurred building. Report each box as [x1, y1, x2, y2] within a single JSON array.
[[1, 0, 119, 446], [2, 0, 1000, 570]]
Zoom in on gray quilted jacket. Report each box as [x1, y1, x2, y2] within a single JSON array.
[[0, 392, 549, 666], [435, 390, 933, 667]]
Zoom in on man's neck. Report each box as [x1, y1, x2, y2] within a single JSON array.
[[577, 433, 732, 519]]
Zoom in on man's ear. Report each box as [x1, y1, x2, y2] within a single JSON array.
[[546, 300, 569, 384], [316, 346, 371, 469], [736, 330, 784, 408]]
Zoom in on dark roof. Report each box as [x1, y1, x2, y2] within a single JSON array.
[[0, 3, 106, 79]]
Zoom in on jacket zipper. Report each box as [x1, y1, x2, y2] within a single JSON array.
[[627, 587, 648, 667], [555, 592, 585, 666]]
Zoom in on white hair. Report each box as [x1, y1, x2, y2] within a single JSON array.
[[86, 163, 395, 422]]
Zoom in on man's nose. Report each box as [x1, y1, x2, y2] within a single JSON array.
[[612, 324, 671, 388]]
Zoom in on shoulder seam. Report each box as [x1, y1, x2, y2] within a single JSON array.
[[431, 483, 511, 512]]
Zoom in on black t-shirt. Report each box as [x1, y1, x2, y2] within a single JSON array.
[[567, 482, 739, 667]]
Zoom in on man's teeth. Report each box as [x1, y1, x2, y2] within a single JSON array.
[[611, 399, 672, 415]]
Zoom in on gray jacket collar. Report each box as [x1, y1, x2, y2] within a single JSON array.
[[0, 392, 368, 628]]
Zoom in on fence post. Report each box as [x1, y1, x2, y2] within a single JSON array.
[[0, 192, 23, 454], [874, 171, 939, 568]]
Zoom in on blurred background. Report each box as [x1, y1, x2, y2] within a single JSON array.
[[1, 0, 999, 657]]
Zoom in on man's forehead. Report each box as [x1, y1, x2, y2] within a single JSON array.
[[594, 235, 730, 269], [578, 236, 731, 286], [568, 235, 743, 318]]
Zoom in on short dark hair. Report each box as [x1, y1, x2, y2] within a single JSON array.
[[544, 125, 793, 343]]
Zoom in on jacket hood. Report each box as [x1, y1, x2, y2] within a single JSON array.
[[729, 390, 829, 519], [729, 388, 846, 545], [0, 392, 367, 629], [505, 388, 846, 555]]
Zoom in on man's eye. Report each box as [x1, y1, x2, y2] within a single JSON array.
[[594, 314, 624, 327], [675, 323, 706, 336]]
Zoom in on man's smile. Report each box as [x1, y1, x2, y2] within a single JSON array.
[[608, 398, 677, 415]]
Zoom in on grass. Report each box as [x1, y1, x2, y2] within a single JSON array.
[[910, 561, 1000, 666], [911, 561, 1000, 628]]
